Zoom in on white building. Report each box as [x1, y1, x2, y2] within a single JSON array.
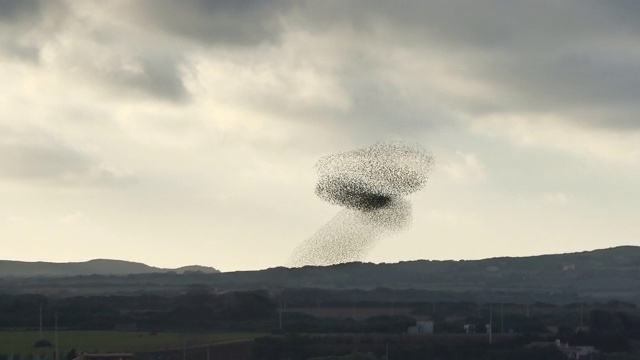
[[408, 320, 434, 334]]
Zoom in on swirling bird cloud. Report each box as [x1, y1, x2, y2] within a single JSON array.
[[288, 142, 434, 267]]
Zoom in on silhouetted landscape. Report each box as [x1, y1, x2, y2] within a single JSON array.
[[2, 246, 638, 303], [1, 247, 639, 359]]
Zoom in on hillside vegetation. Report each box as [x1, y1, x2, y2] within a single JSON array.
[[0, 246, 638, 302]]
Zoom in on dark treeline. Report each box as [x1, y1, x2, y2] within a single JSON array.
[[253, 334, 568, 360], [1, 289, 639, 352], [0, 289, 276, 332], [0, 290, 420, 334]]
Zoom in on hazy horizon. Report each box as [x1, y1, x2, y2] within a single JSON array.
[[2, 1, 639, 271], [1, 243, 637, 274]]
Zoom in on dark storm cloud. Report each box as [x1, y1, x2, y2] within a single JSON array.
[[0, 0, 67, 62], [0, 0, 186, 101], [297, 1, 594, 50], [127, 0, 291, 46], [0, 0, 68, 32], [598, 1, 640, 32], [3, 0, 639, 131], [0, 0, 44, 24], [295, 1, 640, 132], [477, 50, 640, 127]]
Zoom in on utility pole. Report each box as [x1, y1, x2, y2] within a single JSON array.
[[351, 294, 356, 319], [278, 297, 283, 330], [39, 303, 43, 340], [385, 341, 389, 360], [489, 304, 493, 345], [55, 312, 59, 360], [500, 303, 504, 333]]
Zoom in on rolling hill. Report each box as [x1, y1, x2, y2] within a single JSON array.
[[0, 258, 219, 277], [0, 246, 638, 302]]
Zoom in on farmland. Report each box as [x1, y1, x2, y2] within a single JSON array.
[[0, 331, 263, 357]]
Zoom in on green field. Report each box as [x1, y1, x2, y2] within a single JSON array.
[[0, 331, 263, 357]]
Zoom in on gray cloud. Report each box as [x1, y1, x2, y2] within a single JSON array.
[[291, 1, 640, 132], [476, 49, 640, 127], [3, 0, 639, 132], [295, 2, 595, 50], [105, 54, 189, 102], [0, 0, 68, 62], [0, 128, 132, 187], [0, 143, 91, 180], [335, 61, 452, 139], [246, 53, 452, 143], [136, 56, 189, 101], [0, 0, 44, 24], [0, 41, 40, 62], [127, 0, 290, 46], [598, 1, 640, 33], [0, 1, 187, 101]]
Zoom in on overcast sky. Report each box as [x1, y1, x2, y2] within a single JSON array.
[[1, 0, 639, 271]]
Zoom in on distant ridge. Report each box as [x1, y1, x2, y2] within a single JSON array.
[[0, 246, 639, 302], [0, 258, 219, 277]]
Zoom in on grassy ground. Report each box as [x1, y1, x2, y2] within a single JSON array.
[[0, 331, 263, 357]]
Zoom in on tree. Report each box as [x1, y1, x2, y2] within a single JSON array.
[[65, 349, 76, 360]]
